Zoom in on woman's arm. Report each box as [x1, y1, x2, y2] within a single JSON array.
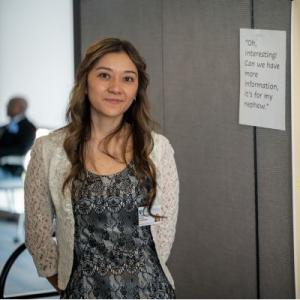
[[157, 137, 180, 263], [24, 138, 58, 278]]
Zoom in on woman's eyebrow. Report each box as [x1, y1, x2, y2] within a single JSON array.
[[95, 66, 111, 71], [124, 70, 138, 76], [95, 66, 137, 76]]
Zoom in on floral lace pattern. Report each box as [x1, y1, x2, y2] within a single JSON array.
[[61, 162, 175, 299]]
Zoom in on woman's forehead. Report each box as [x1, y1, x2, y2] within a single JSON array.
[[93, 52, 137, 73]]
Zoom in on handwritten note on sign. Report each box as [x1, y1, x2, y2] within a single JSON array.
[[239, 28, 286, 130]]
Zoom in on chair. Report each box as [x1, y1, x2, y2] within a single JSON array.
[[0, 156, 26, 243], [0, 128, 51, 243], [0, 242, 59, 299]]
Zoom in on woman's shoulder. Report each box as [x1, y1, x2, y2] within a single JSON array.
[[151, 131, 175, 155], [34, 127, 67, 149], [151, 130, 172, 144]]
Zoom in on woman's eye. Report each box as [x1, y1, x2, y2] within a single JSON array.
[[124, 76, 134, 82], [98, 72, 110, 79]]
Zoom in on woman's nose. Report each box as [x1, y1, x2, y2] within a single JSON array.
[[108, 78, 122, 93]]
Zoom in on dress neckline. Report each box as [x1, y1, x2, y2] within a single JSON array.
[[85, 160, 134, 178]]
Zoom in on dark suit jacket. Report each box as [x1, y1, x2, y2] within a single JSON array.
[[0, 117, 36, 176]]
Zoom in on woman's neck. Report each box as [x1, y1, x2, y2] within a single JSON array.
[[90, 113, 123, 141], [87, 114, 132, 162]]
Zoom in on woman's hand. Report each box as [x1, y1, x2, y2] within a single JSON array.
[[46, 274, 62, 292]]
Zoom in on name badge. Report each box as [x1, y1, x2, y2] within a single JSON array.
[[138, 205, 161, 226]]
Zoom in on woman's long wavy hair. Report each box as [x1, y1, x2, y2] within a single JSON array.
[[63, 37, 159, 213]]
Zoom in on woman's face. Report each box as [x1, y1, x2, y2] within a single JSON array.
[[87, 52, 138, 121]]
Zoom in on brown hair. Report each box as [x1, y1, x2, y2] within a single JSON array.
[[63, 37, 159, 214]]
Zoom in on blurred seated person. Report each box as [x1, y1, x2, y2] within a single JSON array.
[[0, 97, 36, 180]]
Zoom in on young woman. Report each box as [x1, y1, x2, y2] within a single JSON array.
[[24, 38, 179, 299]]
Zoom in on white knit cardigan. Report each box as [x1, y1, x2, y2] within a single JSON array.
[[24, 129, 179, 290]]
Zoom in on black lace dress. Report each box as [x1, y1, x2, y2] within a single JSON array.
[[61, 161, 175, 299]]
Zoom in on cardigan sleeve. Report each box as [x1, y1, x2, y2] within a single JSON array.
[[24, 137, 58, 277], [157, 137, 179, 263]]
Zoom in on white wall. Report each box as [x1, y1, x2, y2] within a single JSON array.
[[0, 0, 74, 129]]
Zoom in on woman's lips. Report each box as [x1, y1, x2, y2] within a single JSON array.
[[105, 98, 124, 104]]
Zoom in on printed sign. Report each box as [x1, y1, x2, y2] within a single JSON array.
[[239, 28, 286, 130]]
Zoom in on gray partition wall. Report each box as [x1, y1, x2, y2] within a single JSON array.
[[74, 0, 294, 298]]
